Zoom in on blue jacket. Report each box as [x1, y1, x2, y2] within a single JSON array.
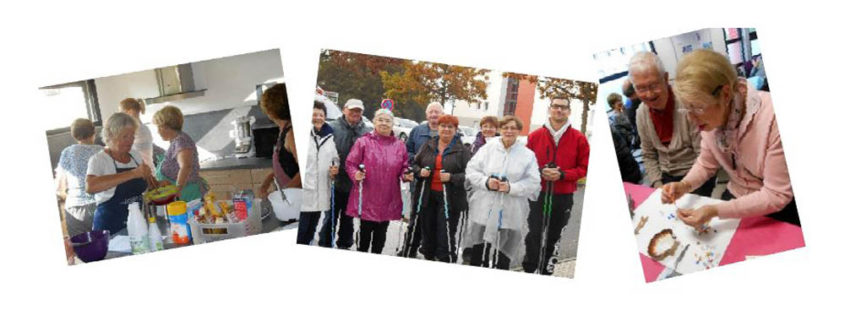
[[405, 123, 436, 163]]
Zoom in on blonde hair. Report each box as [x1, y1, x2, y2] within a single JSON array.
[[152, 105, 184, 131], [674, 49, 738, 106], [119, 98, 146, 114]]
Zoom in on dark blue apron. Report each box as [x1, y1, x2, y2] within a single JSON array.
[[92, 153, 148, 234]]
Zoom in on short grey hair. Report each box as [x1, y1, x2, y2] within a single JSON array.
[[426, 102, 444, 113], [373, 108, 395, 123], [628, 51, 666, 76], [102, 112, 138, 144]]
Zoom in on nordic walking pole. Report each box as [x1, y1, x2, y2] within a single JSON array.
[[493, 175, 508, 269], [330, 157, 339, 248], [441, 170, 453, 263], [354, 164, 365, 251], [539, 159, 556, 274], [395, 166, 413, 254], [404, 166, 429, 257]]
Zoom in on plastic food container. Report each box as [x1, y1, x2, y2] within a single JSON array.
[[188, 199, 262, 244], [167, 201, 192, 245]]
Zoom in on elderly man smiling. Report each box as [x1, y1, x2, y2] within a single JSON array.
[[629, 52, 714, 196]]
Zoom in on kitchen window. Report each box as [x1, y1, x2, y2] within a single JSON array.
[[41, 80, 101, 134]]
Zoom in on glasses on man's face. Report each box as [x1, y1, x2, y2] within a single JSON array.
[[550, 104, 570, 110], [633, 81, 663, 94]]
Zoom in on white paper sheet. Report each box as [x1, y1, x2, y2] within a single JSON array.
[[632, 190, 740, 275]]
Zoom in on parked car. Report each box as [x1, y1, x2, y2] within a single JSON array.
[[458, 125, 477, 147], [393, 117, 419, 141]]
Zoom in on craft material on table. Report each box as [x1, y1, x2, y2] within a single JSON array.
[[631, 190, 740, 275]]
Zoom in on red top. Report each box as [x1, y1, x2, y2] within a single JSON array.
[[430, 153, 443, 192], [648, 87, 675, 145], [526, 125, 590, 194]]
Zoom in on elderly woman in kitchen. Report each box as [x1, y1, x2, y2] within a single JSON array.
[[258, 83, 301, 200], [119, 98, 154, 170], [345, 108, 414, 254], [662, 49, 800, 227], [464, 116, 541, 269], [56, 118, 104, 236], [86, 113, 157, 234], [152, 105, 207, 202]]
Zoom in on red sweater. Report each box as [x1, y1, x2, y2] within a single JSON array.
[[526, 125, 590, 194]]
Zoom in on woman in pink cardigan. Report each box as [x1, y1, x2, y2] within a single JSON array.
[[662, 49, 799, 228]]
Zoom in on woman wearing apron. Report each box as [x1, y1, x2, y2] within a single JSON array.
[[152, 105, 207, 202], [258, 83, 301, 199], [86, 113, 158, 234]]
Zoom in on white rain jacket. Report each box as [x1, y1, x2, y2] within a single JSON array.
[[301, 126, 338, 212], [464, 137, 541, 259]]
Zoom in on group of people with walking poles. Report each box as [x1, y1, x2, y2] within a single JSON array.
[[298, 96, 589, 275]]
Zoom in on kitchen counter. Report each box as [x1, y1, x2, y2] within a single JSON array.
[[200, 156, 273, 171]]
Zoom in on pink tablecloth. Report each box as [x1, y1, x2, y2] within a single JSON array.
[[623, 182, 805, 282]]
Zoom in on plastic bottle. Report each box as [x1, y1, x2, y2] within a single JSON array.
[[147, 215, 164, 251], [127, 202, 150, 255]]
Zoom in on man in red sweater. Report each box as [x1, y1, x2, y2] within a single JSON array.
[[523, 96, 590, 275]]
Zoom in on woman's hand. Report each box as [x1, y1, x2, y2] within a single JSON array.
[[329, 165, 339, 179], [486, 177, 500, 190], [439, 171, 451, 182], [420, 168, 431, 178], [133, 163, 152, 180], [355, 170, 366, 182], [678, 205, 718, 229], [497, 181, 510, 193], [661, 181, 691, 204], [402, 172, 414, 182]]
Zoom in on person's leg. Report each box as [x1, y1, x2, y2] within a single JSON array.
[[469, 243, 485, 267], [358, 220, 374, 253], [371, 221, 390, 254], [335, 190, 355, 249], [296, 211, 319, 245], [495, 252, 511, 270], [542, 194, 573, 275], [446, 205, 461, 263], [522, 198, 545, 273], [318, 190, 348, 248]]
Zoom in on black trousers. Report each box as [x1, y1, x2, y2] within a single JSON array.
[[722, 190, 801, 226], [358, 220, 389, 254], [662, 173, 717, 198], [419, 191, 461, 262], [469, 243, 510, 270], [317, 190, 355, 248], [523, 192, 573, 274], [296, 211, 322, 245]]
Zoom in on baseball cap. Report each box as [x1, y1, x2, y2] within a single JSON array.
[[344, 99, 364, 110]]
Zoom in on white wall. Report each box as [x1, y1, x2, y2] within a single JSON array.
[[450, 74, 505, 127], [95, 49, 283, 123], [652, 28, 727, 81]]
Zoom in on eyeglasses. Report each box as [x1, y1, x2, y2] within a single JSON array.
[[683, 84, 725, 116], [550, 104, 570, 110], [633, 81, 663, 94]]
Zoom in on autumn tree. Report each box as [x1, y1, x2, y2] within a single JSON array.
[[381, 61, 490, 120], [503, 72, 598, 133], [316, 50, 405, 120]]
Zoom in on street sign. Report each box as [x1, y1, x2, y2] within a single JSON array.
[[381, 98, 394, 111]]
